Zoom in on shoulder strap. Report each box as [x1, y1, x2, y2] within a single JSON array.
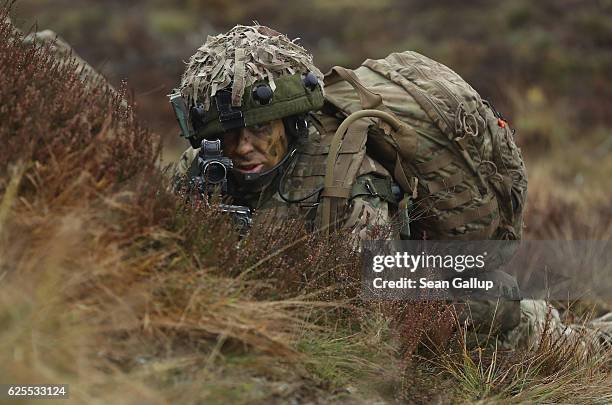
[[324, 66, 383, 110]]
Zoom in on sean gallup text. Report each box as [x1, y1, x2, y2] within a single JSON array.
[[372, 277, 494, 291]]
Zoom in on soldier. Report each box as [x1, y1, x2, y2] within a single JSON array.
[[172, 24, 393, 241], [170, 24, 610, 351]]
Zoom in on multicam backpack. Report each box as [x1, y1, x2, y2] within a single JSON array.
[[319, 51, 527, 240]]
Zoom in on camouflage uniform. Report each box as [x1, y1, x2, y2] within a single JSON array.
[[173, 123, 395, 242]]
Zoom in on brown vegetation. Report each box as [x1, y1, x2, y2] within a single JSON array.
[[0, 12, 445, 403], [2, 4, 611, 404]]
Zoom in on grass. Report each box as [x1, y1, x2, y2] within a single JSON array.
[[296, 313, 398, 388], [430, 305, 612, 404], [1, 7, 611, 404]]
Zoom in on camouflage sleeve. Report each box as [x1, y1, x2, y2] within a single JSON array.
[[502, 299, 612, 351], [169, 146, 198, 191], [343, 190, 391, 241], [342, 155, 396, 241], [173, 146, 198, 179]]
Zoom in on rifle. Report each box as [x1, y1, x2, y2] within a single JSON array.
[[170, 91, 252, 234]]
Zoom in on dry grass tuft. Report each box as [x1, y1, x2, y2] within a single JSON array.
[[431, 307, 612, 404]]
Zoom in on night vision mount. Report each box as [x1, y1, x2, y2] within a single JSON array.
[[169, 88, 246, 148]]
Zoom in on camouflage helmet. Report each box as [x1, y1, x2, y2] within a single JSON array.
[[171, 24, 325, 147]]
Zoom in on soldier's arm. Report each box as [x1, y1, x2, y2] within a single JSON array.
[[342, 156, 398, 241], [170, 146, 198, 190], [174, 147, 198, 178]]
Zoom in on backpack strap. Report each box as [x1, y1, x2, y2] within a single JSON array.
[[325, 66, 383, 110], [320, 67, 424, 235], [320, 109, 414, 235], [319, 118, 369, 232], [434, 197, 498, 231]]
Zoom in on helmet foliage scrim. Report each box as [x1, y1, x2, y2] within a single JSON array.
[[180, 24, 324, 111]]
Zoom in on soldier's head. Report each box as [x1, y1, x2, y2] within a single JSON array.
[[173, 24, 324, 185], [222, 119, 288, 174]]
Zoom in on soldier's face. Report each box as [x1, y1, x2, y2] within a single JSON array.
[[223, 119, 288, 174]]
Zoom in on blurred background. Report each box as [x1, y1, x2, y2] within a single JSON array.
[[10, 0, 612, 238]]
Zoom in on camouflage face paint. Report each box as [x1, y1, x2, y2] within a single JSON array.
[[223, 119, 288, 174]]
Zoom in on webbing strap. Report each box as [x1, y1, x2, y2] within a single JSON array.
[[321, 186, 351, 199], [460, 215, 500, 240], [416, 150, 454, 173], [325, 66, 383, 110], [318, 114, 341, 139], [435, 189, 472, 210], [427, 172, 463, 194], [297, 144, 328, 155], [389, 126, 418, 160], [292, 163, 326, 177], [350, 175, 396, 204], [321, 118, 370, 234], [309, 114, 326, 137], [437, 197, 497, 230], [393, 154, 413, 194]]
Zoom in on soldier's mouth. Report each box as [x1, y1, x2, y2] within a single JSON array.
[[236, 163, 264, 173]]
